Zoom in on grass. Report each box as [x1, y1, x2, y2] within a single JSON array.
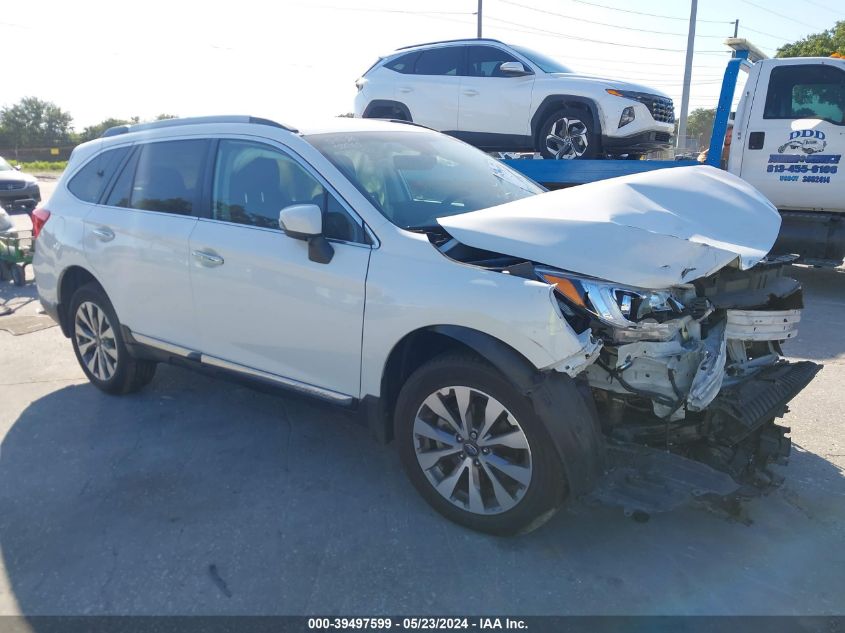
[[13, 160, 67, 172]]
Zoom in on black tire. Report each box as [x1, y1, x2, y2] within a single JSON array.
[[11, 264, 25, 287], [395, 353, 567, 535], [68, 283, 157, 395], [0, 261, 10, 281], [537, 107, 600, 160]]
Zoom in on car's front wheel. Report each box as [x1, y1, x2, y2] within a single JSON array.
[[538, 107, 599, 160], [69, 283, 157, 394], [395, 353, 567, 535]]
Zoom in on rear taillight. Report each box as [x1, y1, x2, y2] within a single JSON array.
[[31, 207, 51, 238]]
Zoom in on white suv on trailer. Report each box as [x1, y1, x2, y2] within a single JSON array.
[[354, 39, 675, 159], [34, 116, 817, 534]]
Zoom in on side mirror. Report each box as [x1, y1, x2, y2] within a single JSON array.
[[14, 165, 21, 171], [499, 61, 529, 76], [278, 204, 334, 264]]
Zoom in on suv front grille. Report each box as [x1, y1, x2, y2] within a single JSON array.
[[0, 181, 26, 191], [624, 93, 675, 124], [642, 95, 675, 124]]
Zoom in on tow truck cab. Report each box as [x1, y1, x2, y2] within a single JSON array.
[[726, 48, 845, 265]]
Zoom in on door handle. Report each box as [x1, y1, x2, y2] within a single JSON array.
[[399, 86, 413, 93], [192, 250, 224, 267], [463, 89, 479, 96], [92, 227, 115, 242]]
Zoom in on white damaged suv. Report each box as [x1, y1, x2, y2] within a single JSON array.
[[34, 116, 817, 534], [354, 39, 675, 158]]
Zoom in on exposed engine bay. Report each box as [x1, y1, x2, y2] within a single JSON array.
[[431, 230, 821, 511]]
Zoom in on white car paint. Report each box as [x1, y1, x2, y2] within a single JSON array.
[[34, 118, 790, 404], [354, 40, 674, 152], [438, 165, 781, 289]]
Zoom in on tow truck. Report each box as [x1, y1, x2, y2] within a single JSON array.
[[504, 40, 845, 266]]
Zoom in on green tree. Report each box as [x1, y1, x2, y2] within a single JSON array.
[[686, 107, 716, 148], [155, 113, 178, 120], [78, 116, 145, 143], [776, 21, 844, 58], [0, 97, 74, 153]]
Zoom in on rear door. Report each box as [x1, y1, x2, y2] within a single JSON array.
[[398, 46, 464, 132], [84, 138, 208, 349], [739, 60, 845, 211], [458, 45, 535, 142]]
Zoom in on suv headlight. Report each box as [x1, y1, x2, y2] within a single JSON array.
[[538, 270, 683, 329]]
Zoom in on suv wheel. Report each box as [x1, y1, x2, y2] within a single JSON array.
[[69, 283, 157, 394], [395, 353, 567, 535], [538, 107, 599, 160]]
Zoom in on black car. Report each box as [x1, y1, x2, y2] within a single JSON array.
[[0, 156, 41, 212]]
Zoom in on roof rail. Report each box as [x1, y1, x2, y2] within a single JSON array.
[[101, 115, 298, 138], [396, 38, 505, 51]]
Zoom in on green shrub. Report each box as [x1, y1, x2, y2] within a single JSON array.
[[14, 160, 67, 172]]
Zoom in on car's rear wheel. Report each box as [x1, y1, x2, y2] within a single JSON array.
[[395, 353, 567, 535], [538, 107, 599, 160], [69, 283, 156, 394]]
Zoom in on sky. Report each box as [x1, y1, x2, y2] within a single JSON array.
[[2, 0, 844, 132]]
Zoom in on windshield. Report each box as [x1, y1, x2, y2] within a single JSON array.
[[305, 131, 543, 229], [510, 45, 572, 74], [0, 157, 12, 172]]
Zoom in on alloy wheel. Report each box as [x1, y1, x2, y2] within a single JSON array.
[[75, 301, 119, 381], [413, 386, 533, 515], [545, 117, 589, 159]]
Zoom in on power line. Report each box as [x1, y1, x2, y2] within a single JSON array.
[[305, 5, 475, 16], [738, 25, 791, 41], [807, 0, 841, 15], [739, 0, 827, 31], [804, 0, 843, 16], [497, 0, 730, 38], [484, 14, 728, 52], [570, 0, 733, 24]]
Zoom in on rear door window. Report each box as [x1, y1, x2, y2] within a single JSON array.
[[764, 64, 845, 124], [68, 146, 131, 203], [413, 47, 465, 76], [105, 139, 209, 215]]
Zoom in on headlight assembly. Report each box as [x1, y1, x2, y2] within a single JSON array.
[[538, 270, 683, 330]]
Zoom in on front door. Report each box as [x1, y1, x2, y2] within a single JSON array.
[[458, 45, 535, 143], [188, 139, 371, 398], [739, 61, 845, 212]]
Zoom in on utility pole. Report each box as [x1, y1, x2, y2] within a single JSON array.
[[477, 0, 483, 38], [734, 19, 739, 37], [676, 0, 697, 152]]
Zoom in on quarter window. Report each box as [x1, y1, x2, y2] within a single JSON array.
[[413, 47, 464, 76], [467, 46, 521, 78], [384, 52, 420, 74], [212, 140, 365, 243], [68, 146, 130, 203], [764, 64, 845, 125]]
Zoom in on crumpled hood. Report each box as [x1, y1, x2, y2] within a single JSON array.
[[437, 166, 781, 288]]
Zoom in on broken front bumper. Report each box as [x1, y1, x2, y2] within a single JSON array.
[[590, 359, 821, 515]]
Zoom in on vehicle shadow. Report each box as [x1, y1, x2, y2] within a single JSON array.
[[2, 364, 844, 616]]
